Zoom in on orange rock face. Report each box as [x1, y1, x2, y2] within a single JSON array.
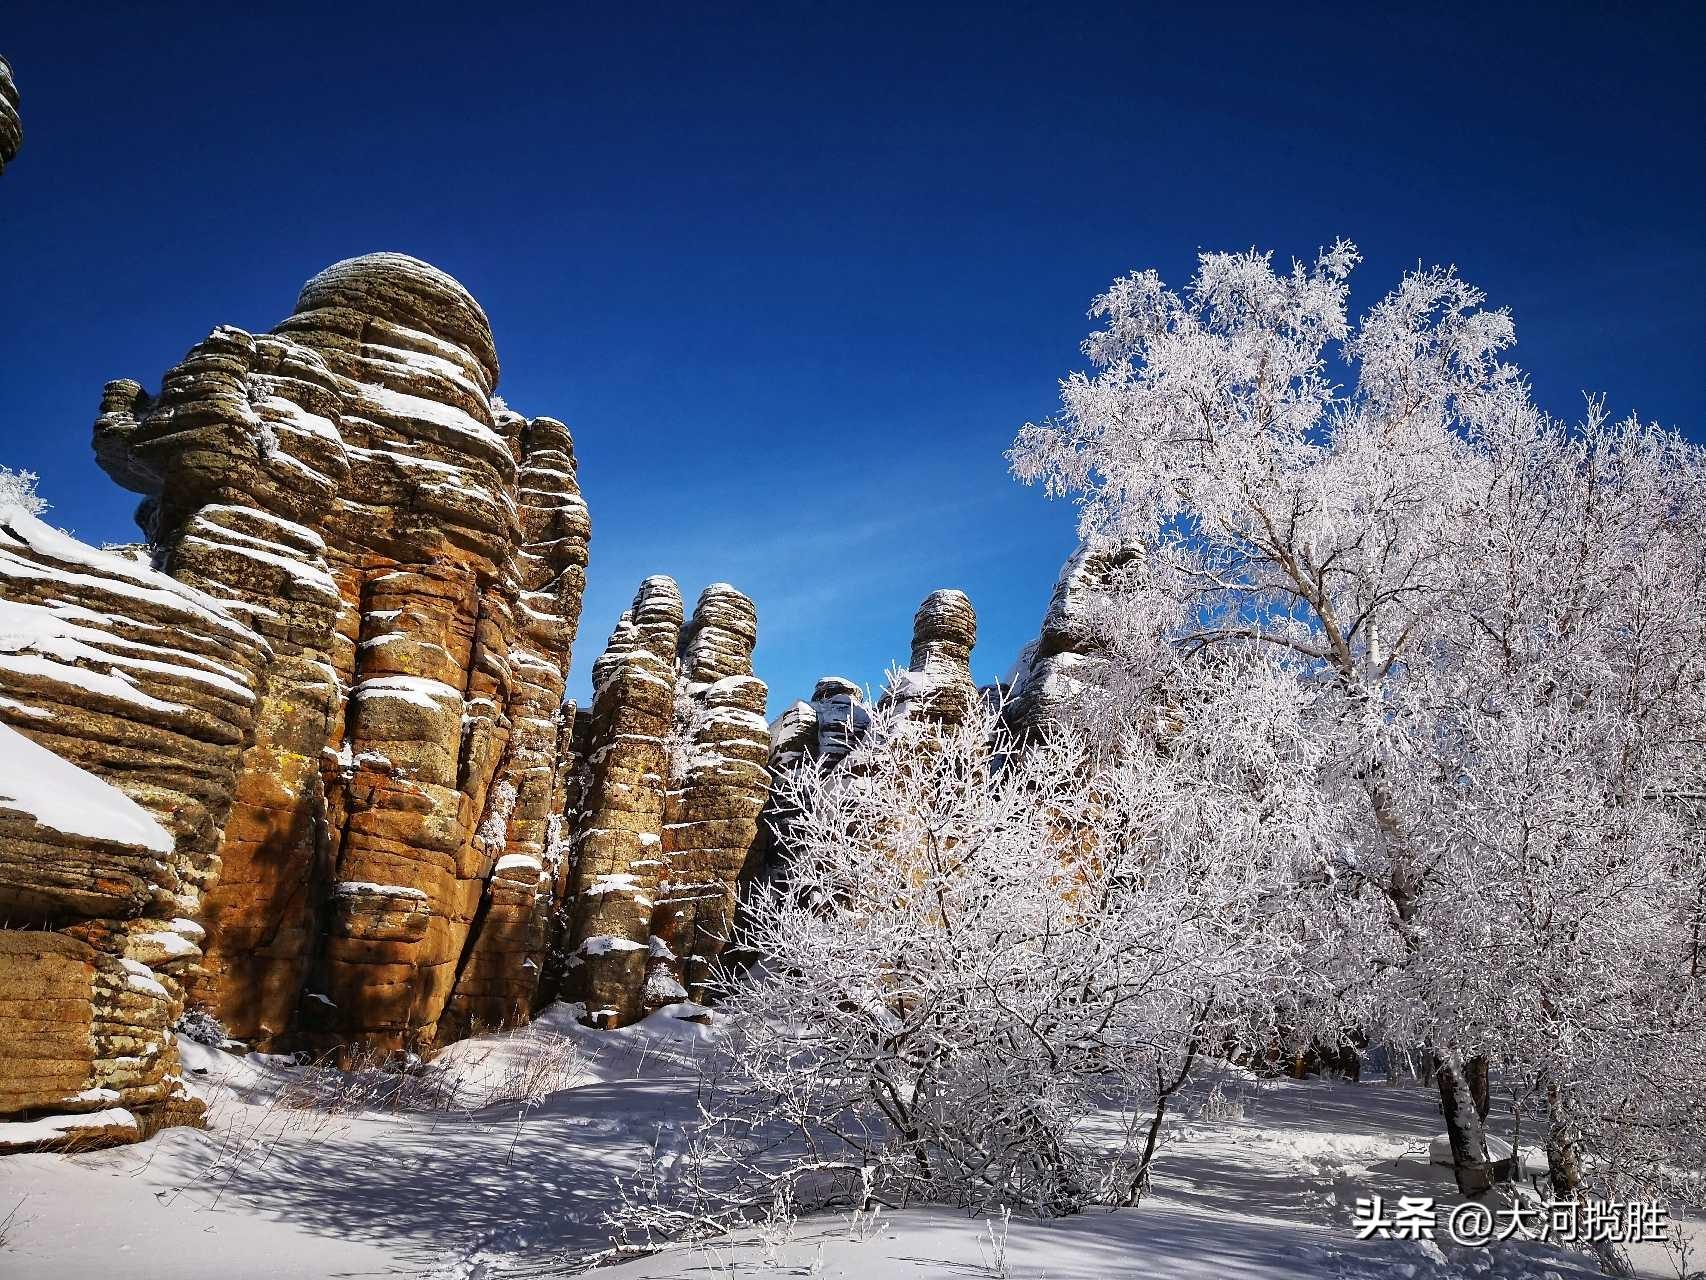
[[0, 502, 268, 1140], [3, 255, 780, 1147], [93, 253, 591, 1054]]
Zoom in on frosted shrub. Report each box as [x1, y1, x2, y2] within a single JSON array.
[[0, 465, 45, 515], [599, 682, 1322, 1257], [173, 1007, 229, 1048]]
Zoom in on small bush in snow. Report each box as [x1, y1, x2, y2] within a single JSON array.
[[174, 1007, 228, 1048], [276, 1043, 459, 1115], [459, 1030, 591, 1110], [0, 466, 45, 515]]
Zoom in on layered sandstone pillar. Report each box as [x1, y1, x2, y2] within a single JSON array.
[[650, 586, 771, 1004], [1004, 542, 1144, 736], [559, 579, 770, 1025], [92, 253, 591, 1054], [561, 577, 683, 1026]]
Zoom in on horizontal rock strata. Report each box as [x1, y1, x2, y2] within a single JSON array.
[[92, 253, 591, 1055], [768, 588, 980, 773], [560, 579, 769, 1027], [3, 253, 784, 1152], [0, 502, 267, 1142]]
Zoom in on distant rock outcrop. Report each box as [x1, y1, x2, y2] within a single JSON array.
[[92, 253, 591, 1055], [0, 55, 20, 175], [0, 503, 268, 1144], [1004, 543, 1142, 735], [560, 579, 769, 1026], [770, 589, 980, 769], [747, 590, 980, 925]]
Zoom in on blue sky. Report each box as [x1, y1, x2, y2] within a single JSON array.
[[2, 3, 1701, 711]]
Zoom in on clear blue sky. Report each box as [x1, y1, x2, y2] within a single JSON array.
[[2, 3, 1702, 711]]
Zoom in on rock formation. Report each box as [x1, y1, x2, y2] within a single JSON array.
[[654, 585, 771, 1004], [0, 55, 20, 175], [767, 589, 979, 776], [0, 251, 782, 1147], [1004, 542, 1143, 735], [747, 589, 980, 925], [559, 578, 770, 1026], [884, 588, 979, 727], [91, 252, 591, 1055], [0, 501, 267, 1145]]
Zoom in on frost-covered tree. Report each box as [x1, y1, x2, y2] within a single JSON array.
[[1414, 405, 1706, 1224], [602, 243, 1702, 1266], [603, 682, 1331, 1252], [1010, 241, 1706, 1206]]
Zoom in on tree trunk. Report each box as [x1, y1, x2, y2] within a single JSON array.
[[1546, 1082, 1634, 1275], [1436, 1052, 1494, 1194], [1543, 1081, 1582, 1201], [1467, 1054, 1490, 1121]]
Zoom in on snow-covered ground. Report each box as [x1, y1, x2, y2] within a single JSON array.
[[0, 1007, 1692, 1279]]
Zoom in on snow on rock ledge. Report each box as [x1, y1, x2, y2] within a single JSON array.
[[0, 503, 268, 1139], [751, 589, 980, 912], [91, 251, 592, 1056], [548, 579, 770, 1027], [0, 720, 172, 858], [0, 1106, 139, 1154]]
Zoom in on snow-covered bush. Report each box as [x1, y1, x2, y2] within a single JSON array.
[[602, 679, 1330, 1255], [173, 1007, 229, 1049], [0, 465, 45, 515]]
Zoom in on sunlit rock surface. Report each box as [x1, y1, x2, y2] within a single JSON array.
[[0, 503, 267, 1142], [93, 253, 591, 1054], [560, 580, 769, 1026]]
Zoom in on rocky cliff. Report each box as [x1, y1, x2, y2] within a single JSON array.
[[0, 250, 792, 1150], [0, 501, 268, 1146], [90, 252, 592, 1055], [0, 248, 1049, 1152]]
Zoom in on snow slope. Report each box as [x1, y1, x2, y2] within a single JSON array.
[[0, 1007, 1691, 1279]]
